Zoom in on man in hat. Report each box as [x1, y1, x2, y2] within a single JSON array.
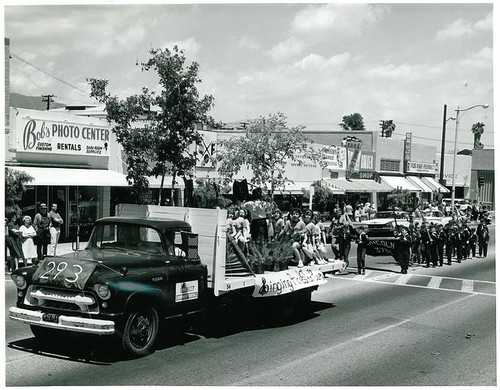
[[33, 203, 51, 261], [49, 203, 64, 257]]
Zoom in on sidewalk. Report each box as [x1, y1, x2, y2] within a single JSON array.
[[5, 241, 88, 275]]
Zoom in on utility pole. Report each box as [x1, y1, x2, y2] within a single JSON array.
[[42, 94, 55, 110]]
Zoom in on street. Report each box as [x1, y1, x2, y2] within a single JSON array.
[[4, 231, 496, 386]]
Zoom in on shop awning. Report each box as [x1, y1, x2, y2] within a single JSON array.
[[8, 166, 129, 187], [278, 181, 329, 195], [406, 176, 435, 192], [421, 177, 450, 193], [380, 175, 422, 192], [323, 179, 392, 193]]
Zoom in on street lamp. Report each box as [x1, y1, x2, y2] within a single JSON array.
[[450, 104, 489, 211], [439, 103, 456, 185]]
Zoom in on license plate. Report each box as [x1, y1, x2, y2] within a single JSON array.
[[42, 313, 60, 323]]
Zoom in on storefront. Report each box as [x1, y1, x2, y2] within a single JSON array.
[[5, 108, 130, 242]]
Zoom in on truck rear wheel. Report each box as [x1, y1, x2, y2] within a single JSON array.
[[120, 307, 159, 357]]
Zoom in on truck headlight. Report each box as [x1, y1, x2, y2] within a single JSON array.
[[11, 274, 27, 289], [94, 284, 111, 300]]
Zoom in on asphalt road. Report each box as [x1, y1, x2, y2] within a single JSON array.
[[4, 230, 496, 386]]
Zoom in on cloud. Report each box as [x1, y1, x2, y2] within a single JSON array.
[[162, 37, 201, 57], [459, 46, 493, 68], [292, 52, 351, 71], [435, 18, 474, 41], [267, 37, 305, 62], [238, 35, 261, 50], [475, 11, 493, 31], [291, 4, 385, 37], [436, 12, 492, 42]]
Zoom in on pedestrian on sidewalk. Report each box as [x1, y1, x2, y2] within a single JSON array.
[[49, 203, 64, 256], [19, 216, 37, 266], [33, 203, 51, 261], [6, 212, 24, 271]]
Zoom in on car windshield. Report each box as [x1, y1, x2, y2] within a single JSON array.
[[86, 223, 167, 256]]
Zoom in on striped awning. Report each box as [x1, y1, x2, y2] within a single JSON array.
[[421, 177, 450, 193], [323, 179, 392, 193]]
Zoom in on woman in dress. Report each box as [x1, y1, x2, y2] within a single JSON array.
[[6, 212, 24, 271], [19, 215, 38, 266]]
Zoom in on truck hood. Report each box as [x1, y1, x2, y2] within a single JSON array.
[[33, 249, 133, 290]]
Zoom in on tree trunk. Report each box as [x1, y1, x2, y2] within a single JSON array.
[[158, 169, 166, 206], [170, 171, 177, 206]]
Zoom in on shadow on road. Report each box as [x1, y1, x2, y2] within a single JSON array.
[[7, 333, 121, 364]]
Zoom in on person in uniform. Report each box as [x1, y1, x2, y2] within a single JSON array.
[[397, 226, 412, 274], [356, 225, 369, 275], [436, 224, 446, 267]]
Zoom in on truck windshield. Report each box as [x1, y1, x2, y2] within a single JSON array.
[[87, 223, 165, 255]]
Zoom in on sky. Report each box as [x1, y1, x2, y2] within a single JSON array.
[[3, 2, 495, 152]]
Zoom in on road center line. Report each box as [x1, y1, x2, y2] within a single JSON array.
[[356, 319, 412, 341]]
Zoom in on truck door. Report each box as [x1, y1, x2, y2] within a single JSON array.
[[162, 230, 207, 316]]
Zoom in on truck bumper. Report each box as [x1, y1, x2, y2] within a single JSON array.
[[9, 307, 115, 335]]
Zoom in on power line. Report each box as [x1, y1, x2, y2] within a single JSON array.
[[11, 51, 90, 96]]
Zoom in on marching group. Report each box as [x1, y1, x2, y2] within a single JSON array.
[[392, 213, 491, 275], [5, 203, 64, 272]]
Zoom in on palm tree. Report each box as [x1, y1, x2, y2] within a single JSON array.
[[471, 122, 485, 149]]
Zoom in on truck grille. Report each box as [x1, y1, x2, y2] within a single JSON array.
[[25, 285, 100, 315]]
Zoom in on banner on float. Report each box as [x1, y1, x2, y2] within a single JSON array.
[[252, 267, 326, 298]]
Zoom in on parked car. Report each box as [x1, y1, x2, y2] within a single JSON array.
[[414, 210, 452, 226]]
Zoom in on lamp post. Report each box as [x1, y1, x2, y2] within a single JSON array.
[[450, 104, 489, 211], [439, 104, 456, 185]]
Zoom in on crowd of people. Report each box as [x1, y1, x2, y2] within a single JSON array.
[[5, 203, 64, 272]]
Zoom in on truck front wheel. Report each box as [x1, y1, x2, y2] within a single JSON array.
[[120, 307, 159, 357]]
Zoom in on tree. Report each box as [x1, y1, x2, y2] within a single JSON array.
[[379, 120, 396, 138], [471, 122, 485, 149], [386, 189, 412, 211], [192, 178, 232, 209], [5, 167, 33, 215], [339, 113, 366, 131], [89, 46, 215, 205], [216, 112, 318, 202]]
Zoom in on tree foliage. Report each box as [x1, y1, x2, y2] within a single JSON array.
[[5, 168, 33, 215], [471, 122, 485, 149], [386, 189, 412, 211], [215, 112, 318, 200], [339, 113, 366, 131], [192, 179, 232, 209], [88, 46, 215, 205]]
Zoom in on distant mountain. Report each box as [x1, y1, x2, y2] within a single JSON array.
[[9, 93, 66, 110]]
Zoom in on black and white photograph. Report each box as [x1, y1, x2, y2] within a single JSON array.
[[3, 1, 496, 386]]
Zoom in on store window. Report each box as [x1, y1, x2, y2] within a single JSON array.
[[69, 187, 99, 242]]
